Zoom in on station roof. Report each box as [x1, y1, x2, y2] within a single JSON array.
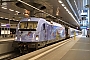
[[0, 0, 84, 29]]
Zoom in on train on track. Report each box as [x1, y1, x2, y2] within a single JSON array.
[[13, 17, 81, 53]]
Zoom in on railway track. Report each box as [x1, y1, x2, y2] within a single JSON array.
[[0, 51, 21, 60], [12, 38, 72, 60], [0, 38, 71, 60]]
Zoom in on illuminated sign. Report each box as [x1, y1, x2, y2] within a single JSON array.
[[80, 26, 87, 29], [1, 24, 10, 28]]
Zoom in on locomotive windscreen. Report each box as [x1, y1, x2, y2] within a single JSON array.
[[19, 21, 38, 31]]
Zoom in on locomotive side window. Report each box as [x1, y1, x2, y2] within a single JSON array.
[[43, 23, 45, 30]]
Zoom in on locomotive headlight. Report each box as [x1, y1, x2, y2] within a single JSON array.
[[15, 37, 17, 40], [36, 35, 39, 41], [20, 37, 21, 41]]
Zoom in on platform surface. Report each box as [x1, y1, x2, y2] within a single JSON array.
[[60, 36, 90, 60], [36, 36, 90, 60], [0, 38, 14, 42]]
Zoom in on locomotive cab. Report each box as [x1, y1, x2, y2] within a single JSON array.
[[15, 19, 39, 42]]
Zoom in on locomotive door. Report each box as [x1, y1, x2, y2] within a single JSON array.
[[42, 23, 48, 40], [41, 23, 50, 41]]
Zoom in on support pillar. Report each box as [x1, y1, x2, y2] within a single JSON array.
[[87, 0, 90, 36]]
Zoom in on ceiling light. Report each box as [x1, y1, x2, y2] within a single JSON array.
[[74, 0, 75, 3], [15, 11, 18, 12], [37, 8, 40, 11], [5, 18, 8, 19], [68, 11, 70, 14], [9, 9, 14, 11], [64, 7, 67, 9], [66, 9, 68, 12], [15, 11, 20, 13], [58, 0, 63, 4], [16, 20, 19, 21], [9, 19, 12, 20], [61, 4, 65, 7], [19, 17, 22, 18], [0, 17, 4, 18], [1, 7, 7, 9]]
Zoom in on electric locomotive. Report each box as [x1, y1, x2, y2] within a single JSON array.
[[14, 17, 66, 52]]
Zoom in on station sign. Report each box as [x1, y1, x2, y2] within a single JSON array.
[[80, 26, 87, 29], [1, 24, 10, 28]]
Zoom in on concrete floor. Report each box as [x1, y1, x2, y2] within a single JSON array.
[[60, 37, 90, 60], [36, 36, 90, 60]]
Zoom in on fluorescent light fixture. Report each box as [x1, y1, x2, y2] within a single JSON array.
[[15, 11, 18, 12], [9, 9, 14, 11], [58, 0, 63, 3], [19, 17, 22, 18], [41, 10, 44, 12], [5, 18, 8, 19], [1, 24, 6, 26], [66, 9, 68, 11], [16, 20, 19, 21], [61, 4, 65, 7], [9, 19, 12, 20], [35, 7, 39, 10], [0, 17, 4, 18], [68, 11, 70, 14], [54, 16, 56, 18], [36, 8, 40, 11], [74, 0, 78, 11], [1, 7, 7, 9], [81, 12, 87, 15], [15, 11, 20, 13], [64, 7, 67, 9], [74, 0, 75, 3]]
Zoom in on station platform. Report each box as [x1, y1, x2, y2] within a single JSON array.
[[0, 38, 14, 56], [0, 38, 14, 42], [35, 36, 90, 60]]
